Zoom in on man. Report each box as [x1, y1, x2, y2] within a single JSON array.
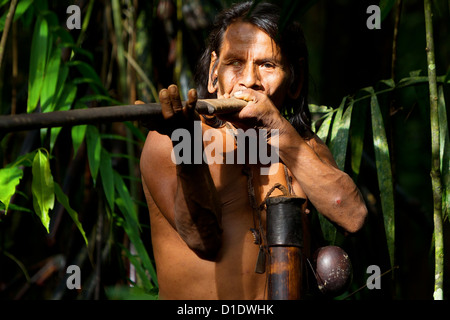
[[140, 1, 367, 300]]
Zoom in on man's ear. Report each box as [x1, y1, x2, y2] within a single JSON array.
[[287, 58, 304, 100], [207, 51, 219, 94]]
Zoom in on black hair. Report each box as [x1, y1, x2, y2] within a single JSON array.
[[194, 1, 311, 137]]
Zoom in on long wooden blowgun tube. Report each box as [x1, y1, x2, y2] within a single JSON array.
[[0, 98, 247, 133], [266, 196, 305, 300]]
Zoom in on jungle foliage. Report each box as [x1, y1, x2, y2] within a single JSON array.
[[0, 0, 449, 300]]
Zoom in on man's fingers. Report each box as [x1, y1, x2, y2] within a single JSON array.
[[159, 89, 174, 120], [168, 84, 183, 113]]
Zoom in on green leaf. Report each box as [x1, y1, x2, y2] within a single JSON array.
[[31, 149, 55, 233], [54, 182, 88, 246], [329, 96, 353, 171], [114, 171, 138, 224], [0, 166, 24, 214], [0, 0, 34, 31], [367, 87, 395, 268], [438, 86, 450, 221], [379, 0, 396, 22], [47, 63, 69, 113], [86, 125, 101, 185], [350, 98, 367, 180], [71, 125, 87, 158], [40, 46, 61, 113], [119, 243, 154, 292], [27, 16, 49, 113], [114, 170, 157, 284], [124, 121, 146, 143], [100, 148, 115, 210], [66, 60, 105, 94], [71, 102, 88, 158], [6, 150, 37, 168], [116, 196, 157, 287], [317, 211, 337, 246], [315, 111, 334, 143]]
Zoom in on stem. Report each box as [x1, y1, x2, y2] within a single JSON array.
[[0, 0, 18, 71], [390, 0, 403, 81], [424, 0, 444, 300]]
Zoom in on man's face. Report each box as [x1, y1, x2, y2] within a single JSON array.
[[208, 22, 293, 109]]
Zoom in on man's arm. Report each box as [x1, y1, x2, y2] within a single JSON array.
[[140, 85, 222, 260], [219, 89, 367, 233], [278, 125, 368, 233]]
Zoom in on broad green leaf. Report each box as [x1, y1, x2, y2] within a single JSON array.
[[334, 100, 353, 170], [71, 102, 88, 158], [0, 166, 24, 214], [367, 87, 395, 268], [315, 111, 333, 143], [330, 96, 353, 170], [27, 16, 49, 113], [86, 125, 101, 185], [309, 104, 333, 114], [100, 148, 115, 210], [71, 125, 87, 158], [0, 0, 33, 31], [54, 182, 88, 246], [54, 82, 77, 111], [48, 63, 69, 113], [31, 149, 55, 233], [40, 47, 61, 112]]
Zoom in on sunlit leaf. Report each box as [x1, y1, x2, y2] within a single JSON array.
[[31, 149, 55, 233], [71, 125, 87, 158], [54, 182, 88, 246], [330, 96, 353, 171], [27, 16, 49, 113], [0, 166, 24, 214], [366, 87, 395, 268], [71, 102, 88, 158], [86, 125, 101, 185], [40, 46, 61, 113], [0, 0, 33, 31], [315, 110, 334, 143]]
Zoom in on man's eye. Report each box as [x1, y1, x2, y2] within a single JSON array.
[[261, 63, 275, 69], [231, 61, 241, 67]]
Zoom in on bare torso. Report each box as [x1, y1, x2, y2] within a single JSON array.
[[141, 120, 311, 299]]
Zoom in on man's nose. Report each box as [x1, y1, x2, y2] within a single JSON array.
[[240, 63, 262, 90]]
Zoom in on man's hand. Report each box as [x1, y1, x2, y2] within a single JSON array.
[[159, 84, 200, 132], [136, 84, 200, 135], [217, 88, 286, 133]]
